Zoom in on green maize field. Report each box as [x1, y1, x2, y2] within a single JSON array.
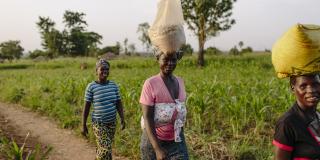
[[0, 53, 295, 159]]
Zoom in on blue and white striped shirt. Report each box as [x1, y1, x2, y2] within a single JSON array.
[[84, 81, 120, 123]]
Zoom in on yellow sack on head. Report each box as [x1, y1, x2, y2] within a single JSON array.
[[272, 24, 320, 78]]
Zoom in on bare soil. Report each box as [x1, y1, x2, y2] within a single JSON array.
[[0, 102, 127, 160]]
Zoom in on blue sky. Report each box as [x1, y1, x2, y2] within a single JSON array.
[[0, 0, 319, 52]]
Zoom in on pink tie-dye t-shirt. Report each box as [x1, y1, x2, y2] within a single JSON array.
[[140, 74, 186, 141]]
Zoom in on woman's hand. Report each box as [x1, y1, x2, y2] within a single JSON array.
[[82, 101, 91, 138], [155, 147, 167, 160], [81, 125, 88, 138], [121, 119, 126, 130]]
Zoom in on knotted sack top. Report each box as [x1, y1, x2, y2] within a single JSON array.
[[272, 24, 320, 78]]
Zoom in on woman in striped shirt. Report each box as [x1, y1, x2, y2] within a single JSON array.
[[82, 59, 125, 160]]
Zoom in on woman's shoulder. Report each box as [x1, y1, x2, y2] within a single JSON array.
[[87, 81, 97, 86], [108, 80, 117, 85], [174, 76, 185, 88], [145, 74, 162, 83], [175, 76, 184, 82], [276, 106, 299, 126]]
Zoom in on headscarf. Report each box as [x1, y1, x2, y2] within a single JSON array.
[[95, 59, 109, 69]]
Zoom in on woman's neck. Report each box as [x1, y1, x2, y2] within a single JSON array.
[[160, 72, 173, 79], [96, 79, 107, 84], [297, 101, 317, 118]]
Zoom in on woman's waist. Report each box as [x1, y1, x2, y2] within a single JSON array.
[[155, 125, 175, 140], [154, 102, 187, 122]]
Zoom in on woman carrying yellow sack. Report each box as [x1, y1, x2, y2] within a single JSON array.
[[272, 24, 320, 160]]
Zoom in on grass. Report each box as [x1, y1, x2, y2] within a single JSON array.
[[0, 133, 52, 159], [0, 53, 294, 159]]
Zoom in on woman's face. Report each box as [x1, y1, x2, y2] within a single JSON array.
[[158, 53, 178, 76], [96, 65, 109, 82], [292, 75, 320, 109]]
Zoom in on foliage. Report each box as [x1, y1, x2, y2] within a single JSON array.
[[28, 50, 49, 59], [0, 54, 282, 159], [182, 0, 236, 66], [236, 41, 253, 54], [238, 41, 244, 49], [36, 17, 65, 58], [241, 46, 253, 54], [205, 46, 222, 55], [0, 40, 24, 61], [63, 10, 87, 29], [123, 38, 129, 56], [98, 44, 121, 55], [229, 46, 241, 55], [36, 10, 102, 58], [0, 133, 52, 160], [137, 22, 151, 53], [128, 43, 136, 55], [180, 43, 194, 55]]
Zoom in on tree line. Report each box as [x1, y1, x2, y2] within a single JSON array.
[[1, 1, 254, 66]]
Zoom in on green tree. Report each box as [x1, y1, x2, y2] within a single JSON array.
[[0, 40, 24, 61], [128, 43, 136, 55], [36, 11, 102, 57], [37, 17, 65, 58], [182, 0, 236, 66], [241, 46, 253, 53], [229, 46, 240, 55], [99, 44, 120, 55], [205, 46, 222, 55], [137, 22, 151, 52], [115, 41, 122, 55], [28, 49, 48, 59], [63, 10, 87, 29], [123, 38, 128, 55], [63, 11, 102, 56], [238, 41, 244, 49]]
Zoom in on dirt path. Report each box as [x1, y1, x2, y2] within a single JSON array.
[[0, 102, 127, 160]]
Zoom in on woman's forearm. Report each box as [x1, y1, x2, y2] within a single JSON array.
[[116, 100, 125, 121], [82, 101, 91, 127], [142, 105, 162, 151]]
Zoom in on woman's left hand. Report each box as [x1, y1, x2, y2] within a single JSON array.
[[121, 119, 126, 130]]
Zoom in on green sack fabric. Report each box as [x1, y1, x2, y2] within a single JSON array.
[[272, 24, 320, 78]]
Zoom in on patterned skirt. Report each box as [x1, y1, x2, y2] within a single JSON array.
[[140, 129, 189, 160], [92, 121, 116, 160]]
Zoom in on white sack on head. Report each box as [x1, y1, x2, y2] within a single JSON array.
[[148, 0, 186, 54]]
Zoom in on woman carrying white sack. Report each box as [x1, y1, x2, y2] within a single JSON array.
[[139, 0, 189, 159]]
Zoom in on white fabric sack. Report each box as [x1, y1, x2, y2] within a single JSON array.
[[148, 0, 186, 54]]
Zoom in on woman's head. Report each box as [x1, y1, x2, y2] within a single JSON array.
[[290, 74, 320, 109], [154, 49, 183, 76], [96, 59, 110, 82]]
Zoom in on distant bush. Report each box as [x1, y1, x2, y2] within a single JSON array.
[[229, 46, 241, 55], [205, 47, 222, 55], [180, 44, 194, 55], [241, 47, 253, 54], [28, 50, 49, 59], [98, 45, 121, 56]]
